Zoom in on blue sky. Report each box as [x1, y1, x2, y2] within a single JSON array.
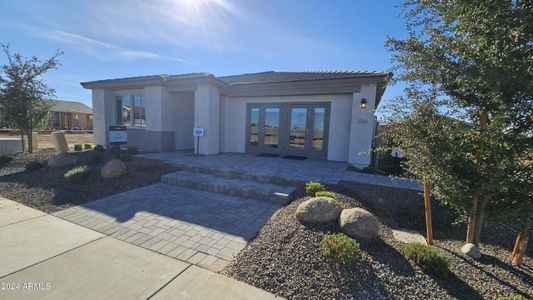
[[0, 0, 408, 114]]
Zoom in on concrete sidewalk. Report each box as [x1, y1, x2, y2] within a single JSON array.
[[0, 198, 280, 300]]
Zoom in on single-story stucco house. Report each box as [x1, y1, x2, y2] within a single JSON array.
[[81, 71, 390, 167]]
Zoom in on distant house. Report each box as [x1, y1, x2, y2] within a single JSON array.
[[46, 100, 93, 130], [0, 99, 93, 130]]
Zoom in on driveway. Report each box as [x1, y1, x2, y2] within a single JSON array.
[[0, 197, 279, 299]]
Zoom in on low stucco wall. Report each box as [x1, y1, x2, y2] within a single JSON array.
[[126, 128, 174, 152], [219, 94, 353, 162], [0, 138, 23, 154]]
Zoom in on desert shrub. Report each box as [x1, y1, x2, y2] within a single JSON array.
[[404, 243, 450, 278], [305, 181, 326, 195], [25, 161, 44, 173], [94, 144, 105, 152], [315, 191, 336, 199], [74, 144, 82, 151], [497, 295, 527, 300], [362, 166, 376, 174], [127, 147, 138, 155], [119, 154, 131, 162], [85, 151, 103, 165], [64, 165, 90, 183], [0, 155, 13, 166], [321, 233, 361, 266], [84, 144, 92, 150]]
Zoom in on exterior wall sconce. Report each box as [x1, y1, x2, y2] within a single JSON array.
[[360, 98, 368, 110]]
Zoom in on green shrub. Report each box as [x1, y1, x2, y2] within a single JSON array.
[[24, 161, 44, 173], [119, 154, 131, 162], [497, 295, 527, 300], [362, 166, 376, 174], [74, 144, 82, 151], [321, 233, 361, 266], [0, 155, 13, 166], [127, 147, 138, 155], [84, 144, 92, 150], [404, 243, 450, 278], [315, 191, 336, 199], [94, 144, 105, 152], [305, 181, 326, 195], [85, 151, 103, 164], [64, 165, 90, 183]]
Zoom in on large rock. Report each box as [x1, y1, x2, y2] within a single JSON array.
[[295, 197, 341, 223], [339, 208, 380, 239], [52, 131, 69, 153], [461, 243, 481, 259], [47, 153, 77, 168], [101, 159, 127, 178]]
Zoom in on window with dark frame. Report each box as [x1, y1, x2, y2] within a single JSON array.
[[115, 94, 145, 127]]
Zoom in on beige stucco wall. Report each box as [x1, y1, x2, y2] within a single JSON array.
[[219, 94, 354, 162]]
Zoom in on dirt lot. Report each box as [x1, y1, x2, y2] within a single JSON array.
[[0, 132, 94, 151]]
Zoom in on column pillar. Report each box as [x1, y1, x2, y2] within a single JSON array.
[[194, 84, 220, 155], [348, 83, 377, 166]]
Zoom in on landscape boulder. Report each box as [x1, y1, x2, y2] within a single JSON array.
[[295, 197, 341, 223], [461, 243, 481, 259], [52, 131, 69, 153], [101, 159, 127, 178], [47, 153, 77, 168], [339, 208, 380, 239]]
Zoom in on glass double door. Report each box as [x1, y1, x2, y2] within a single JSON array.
[[247, 103, 329, 159]]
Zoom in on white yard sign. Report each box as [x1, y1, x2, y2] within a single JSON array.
[[193, 127, 205, 137]]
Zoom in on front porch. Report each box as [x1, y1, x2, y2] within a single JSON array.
[[138, 151, 422, 190]]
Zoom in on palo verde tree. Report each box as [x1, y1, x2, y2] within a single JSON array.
[[0, 44, 62, 153], [385, 0, 532, 248]]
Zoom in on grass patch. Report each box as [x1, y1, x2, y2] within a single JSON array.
[[305, 181, 326, 195], [84, 144, 92, 150], [64, 165, 90, 183], [315, 191, 336, 199], [404, 242, 450, 278], [74, 144, 82, 151], [321, 233, 361, 266], [24, 161, 44, 173], [497, 295, 527, 300]]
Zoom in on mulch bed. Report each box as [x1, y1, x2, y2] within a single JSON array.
[[222, 186, 532, 299], [0, 150, 179, 213]]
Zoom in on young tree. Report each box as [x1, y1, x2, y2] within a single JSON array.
[[0, 44, 62, 152], [385, 1, 532, 248]]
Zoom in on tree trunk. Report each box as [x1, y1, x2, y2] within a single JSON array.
[[512, 217, 530, 267], [466, 197, 478, 243], [466, 109, 489, 245], [27, 131, 33, 154], [423, 180, 434, 245], [20, 132, 25, 153], [473, 196, 488, 245]]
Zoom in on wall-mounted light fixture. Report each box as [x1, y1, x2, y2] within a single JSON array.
[[360, 98, 368, 110]]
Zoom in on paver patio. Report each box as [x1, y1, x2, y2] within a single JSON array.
[[138, 151, 422, 191], [53, 183, 280, 271]]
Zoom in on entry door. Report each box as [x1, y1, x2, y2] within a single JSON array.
[[245, 104, 282, 155], [284, 104, 329, 158]]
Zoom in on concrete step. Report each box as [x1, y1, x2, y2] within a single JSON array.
[[161, 171, 296, 204], [174, 165, 306, 187]]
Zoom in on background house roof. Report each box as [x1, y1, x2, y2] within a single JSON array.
[[217, 71, 390, 85], [49, 99, 92, 114]]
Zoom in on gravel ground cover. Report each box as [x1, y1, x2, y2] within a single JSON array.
[[223, 186, 532, 299], [0, 150, 179, 213]]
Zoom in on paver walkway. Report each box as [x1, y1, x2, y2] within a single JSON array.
[[0, 198, 279, 299], [138, 151, 422, 191], [53, 183, 280, 271]]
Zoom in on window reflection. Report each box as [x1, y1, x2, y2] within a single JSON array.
[[289, 108, 307, 149]]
